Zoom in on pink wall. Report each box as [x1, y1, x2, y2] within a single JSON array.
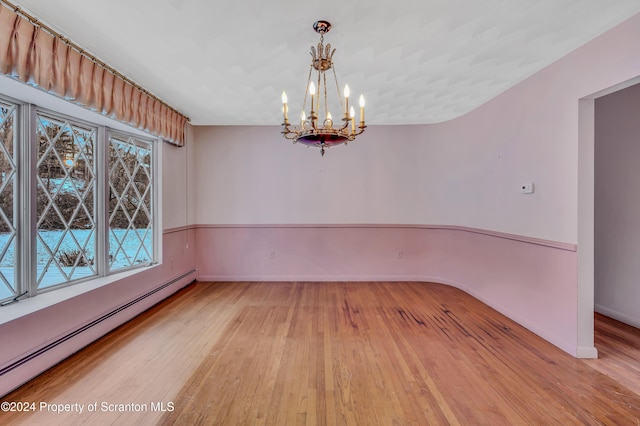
[[195, 225, 578, 354], [192, 2, 640, 243], [192, 13, 640, 357]]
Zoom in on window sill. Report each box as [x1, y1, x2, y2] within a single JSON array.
[[0, 265, 160, 326]]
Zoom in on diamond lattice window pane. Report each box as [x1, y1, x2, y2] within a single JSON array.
[[108, 134, 153, 271], [0, 101, 17, 301], [36, 113, 97, 289]]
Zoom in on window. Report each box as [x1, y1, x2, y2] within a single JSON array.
[[108, 132, 154, 271], [0, 100, 17, 302], [36, 112, 98, 289], [0, 94, 157, 304]]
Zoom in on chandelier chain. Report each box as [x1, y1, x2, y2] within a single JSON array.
[[316, 70, 322, 117], [332, 67, 344, 119], [323, 72, 328, 121]]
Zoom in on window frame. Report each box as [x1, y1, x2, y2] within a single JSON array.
[[106, 130, 157, 274], [0, 96, 19, 301], [33, 107, 100, 292], [0, 93, 159, 303]]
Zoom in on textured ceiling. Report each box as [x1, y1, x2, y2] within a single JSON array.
[[9, 0, 640, 125]]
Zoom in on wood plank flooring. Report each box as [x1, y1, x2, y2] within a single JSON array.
[[584, 313, 640, 397], [1, 281, 640, 425]]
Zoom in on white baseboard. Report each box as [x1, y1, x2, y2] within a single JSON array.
[[576, 346, 598, 359], [595, 304, 640, 329]]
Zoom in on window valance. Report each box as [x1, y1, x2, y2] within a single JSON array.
[[0, 2, 188, 145]]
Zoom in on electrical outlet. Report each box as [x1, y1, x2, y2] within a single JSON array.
[[397, 251, 404, 259]]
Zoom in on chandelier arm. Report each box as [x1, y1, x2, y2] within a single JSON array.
[[337, 120, 350, 132], [282, 132, 299, 141]]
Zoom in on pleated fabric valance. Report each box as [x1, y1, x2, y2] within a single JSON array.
[[0, 2, 188, 145]]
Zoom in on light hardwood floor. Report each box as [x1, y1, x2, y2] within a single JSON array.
[[1, 281, 640, 425]]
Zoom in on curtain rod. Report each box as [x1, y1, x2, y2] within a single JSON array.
[[0, 0, 190, 122]]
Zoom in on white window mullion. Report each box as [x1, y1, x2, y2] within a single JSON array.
[[153, 138, 162, 265], [18, 104, 37, 297], [96, 126, 108, 275]]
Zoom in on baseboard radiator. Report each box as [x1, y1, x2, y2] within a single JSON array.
[[0, 269, 197, 379]]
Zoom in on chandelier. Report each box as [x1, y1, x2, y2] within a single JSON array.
[[281, 20, 366, 156]]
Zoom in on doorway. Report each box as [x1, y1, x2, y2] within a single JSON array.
[[578, 76, 640, 358]]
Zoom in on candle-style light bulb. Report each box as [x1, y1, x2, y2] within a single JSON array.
[[350, 106, 356, 133], [326, 111, 333, 128], [359, 94, 365, 124], [281, 91, 288, 121], [301, 111, 306, 127], [309, 82, 316, 115], [344, 84, 350, 115]]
